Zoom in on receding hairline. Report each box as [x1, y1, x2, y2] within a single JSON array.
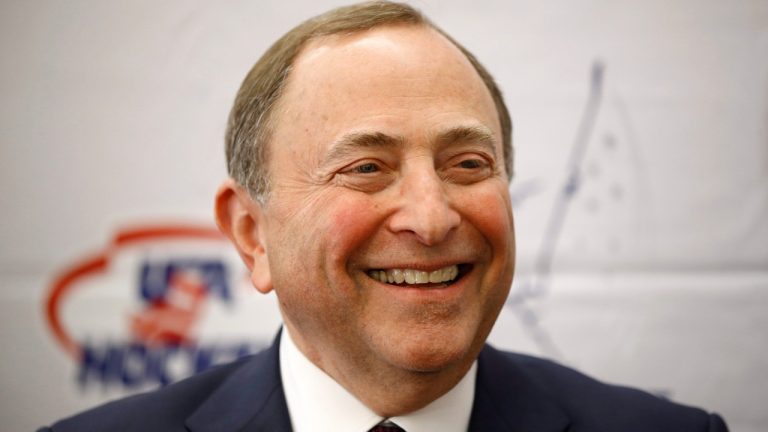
[[225, 2, 513, 202], [269, 22, 505, 148]]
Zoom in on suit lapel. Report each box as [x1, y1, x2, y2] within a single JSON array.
[[184, 337, 570, 432], [468, 345, 571, 432], [185, 333, 292, 432]]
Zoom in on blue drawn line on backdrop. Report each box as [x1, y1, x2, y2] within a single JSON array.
[[505, 60, 605, 360]]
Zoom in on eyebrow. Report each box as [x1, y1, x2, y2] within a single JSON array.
[[321, 125, 498, 166], [322, 131, 405, 166], [435, 125, 498, 157]]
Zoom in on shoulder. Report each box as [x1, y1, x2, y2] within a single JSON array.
[[41, 354, 258, 432], [477, 345, 728, 431]]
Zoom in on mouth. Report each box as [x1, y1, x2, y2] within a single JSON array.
[[366, 264, 471, 286]]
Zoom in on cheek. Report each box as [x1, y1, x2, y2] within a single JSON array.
[[459, 184, 516, 279], [465, 186, 514, 246], [325, 197, 384, 264]]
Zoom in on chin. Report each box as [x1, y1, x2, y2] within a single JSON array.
[[381, 327, 479, 373]]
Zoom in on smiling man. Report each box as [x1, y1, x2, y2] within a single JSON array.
[[41, 2, 728, 431], [216, 15, 515, 426]]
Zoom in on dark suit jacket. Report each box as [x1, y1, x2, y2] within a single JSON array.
[[41, 335, 728, 431]]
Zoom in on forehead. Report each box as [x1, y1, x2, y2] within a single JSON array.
[[270, 25, 501, 157]]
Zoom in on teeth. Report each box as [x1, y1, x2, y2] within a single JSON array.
[[415, 271, 429, 283], [429, 269, 442, 283], [392, 269, 404, 283], [404, 269, 415, 284], [368, 265, 460, 285]]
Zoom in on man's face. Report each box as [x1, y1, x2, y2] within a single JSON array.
[[259, 25, 514, 379]]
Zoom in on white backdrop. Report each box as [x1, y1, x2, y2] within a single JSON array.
[[1, 1, 767, 431]]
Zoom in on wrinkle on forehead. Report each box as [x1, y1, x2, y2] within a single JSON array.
[[269, 24, 504, 180]]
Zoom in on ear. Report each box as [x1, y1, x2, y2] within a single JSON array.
[[214, 178, 273, 294]]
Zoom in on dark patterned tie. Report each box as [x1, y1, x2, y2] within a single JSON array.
[[368, 420, 405, 431]]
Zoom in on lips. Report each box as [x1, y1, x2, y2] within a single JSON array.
[[366, 264, 463, 285]]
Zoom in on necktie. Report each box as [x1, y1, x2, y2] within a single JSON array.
[[368, 420, 405, 432]]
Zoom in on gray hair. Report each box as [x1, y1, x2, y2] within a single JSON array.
[[225, 1, 512, 203]]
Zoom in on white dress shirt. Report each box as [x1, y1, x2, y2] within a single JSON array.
[[280, 327, 477, 432]]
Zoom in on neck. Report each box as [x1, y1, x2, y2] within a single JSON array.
[[283, 323, 478, 417], [350, 364, 472, 417]]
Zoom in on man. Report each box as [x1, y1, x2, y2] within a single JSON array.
[[41, 2, 728, 431]]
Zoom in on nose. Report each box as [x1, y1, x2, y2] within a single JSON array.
[[387, 166, 461, 245]]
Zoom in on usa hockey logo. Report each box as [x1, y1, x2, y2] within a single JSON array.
[[44, 225, 269, 390], [132, 259, 228, 346]]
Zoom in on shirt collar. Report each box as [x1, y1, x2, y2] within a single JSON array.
[[280, 327, 476, 432]]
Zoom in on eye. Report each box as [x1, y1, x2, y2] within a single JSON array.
[[453, 155, 491, 171], [352, 162, 380, 174], [335, 159, 394, 193], [457, 159, 485, 169], [443, 153, 494, 184]]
